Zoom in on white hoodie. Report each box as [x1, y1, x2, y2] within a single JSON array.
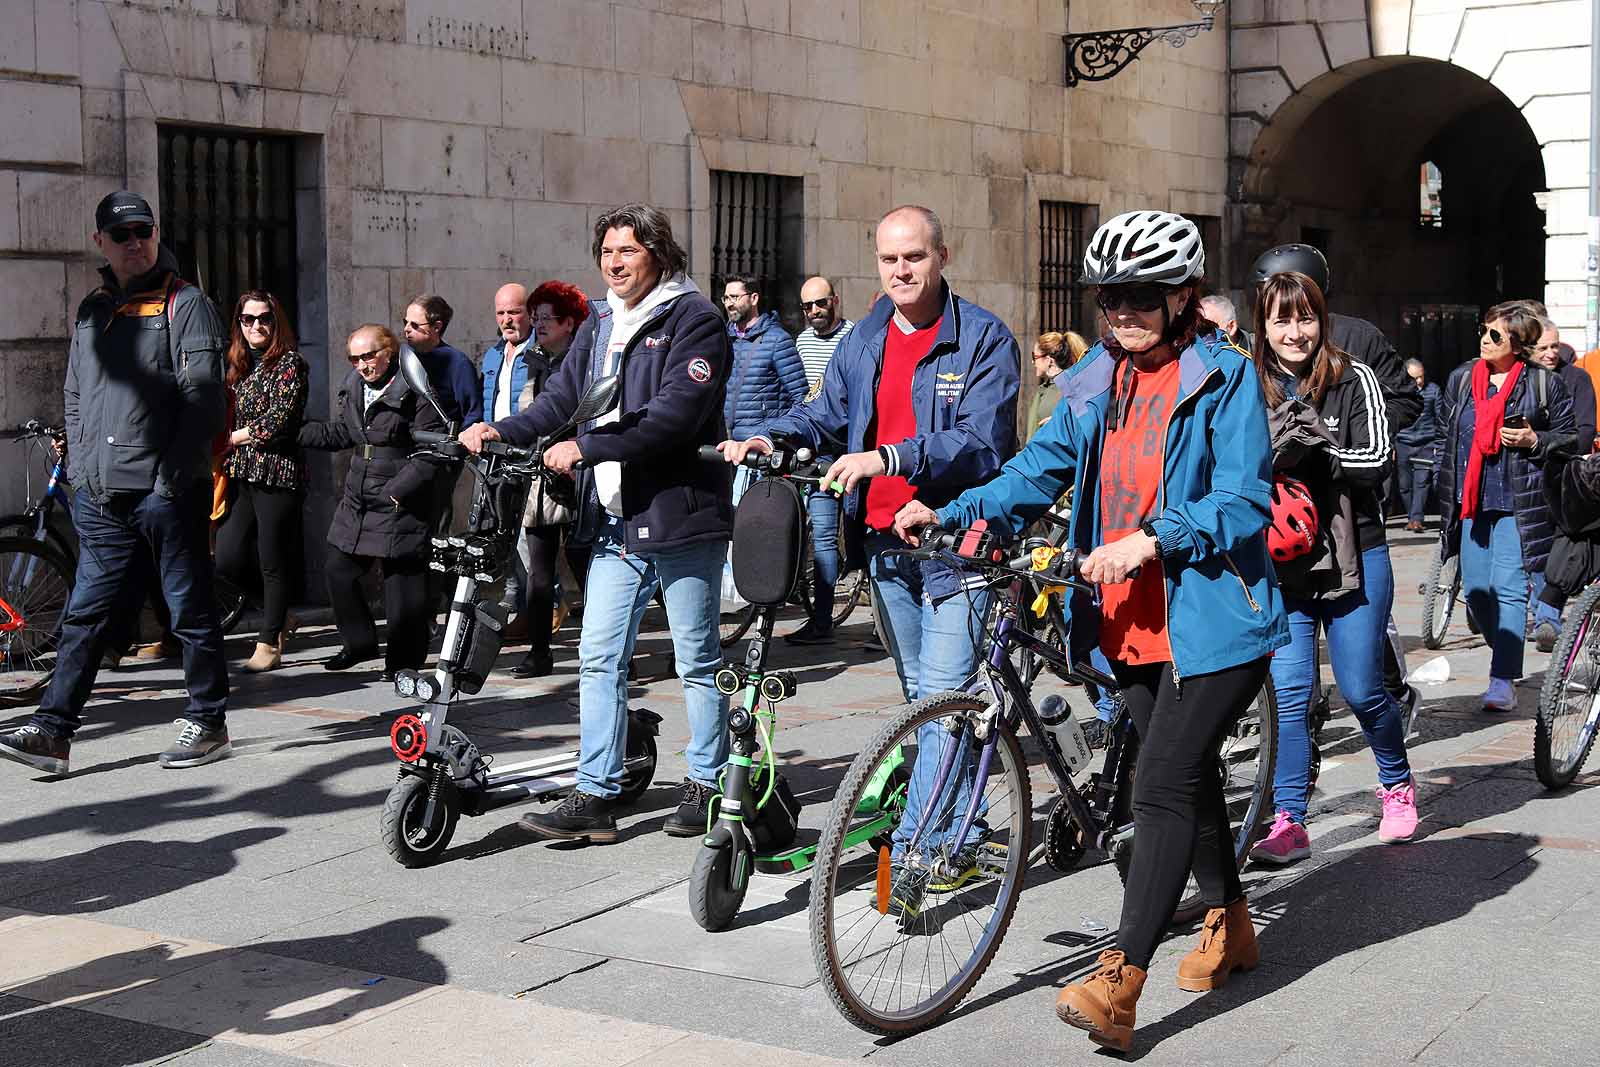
[[593, 272, 702, 515]]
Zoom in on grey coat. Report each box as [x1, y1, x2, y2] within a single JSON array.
[[65, 246, 228, 501]]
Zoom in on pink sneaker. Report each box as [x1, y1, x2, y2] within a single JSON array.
[[1377, 778, 1419, 843], [1249, 810, 1310, 866]]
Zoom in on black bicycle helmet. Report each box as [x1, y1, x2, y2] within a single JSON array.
[[1249, 243, 1329, 296]]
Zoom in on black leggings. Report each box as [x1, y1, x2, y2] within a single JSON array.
[[324, 547, 430, 671], [1113, 656, 1269, 970], [214, 482, 303, 644]]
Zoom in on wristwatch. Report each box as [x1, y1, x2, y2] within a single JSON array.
[[1139, 520, 1164, 557]]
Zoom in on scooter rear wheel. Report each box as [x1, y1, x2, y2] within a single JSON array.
[[381, 772, 461, 868], [689, 840, 750, 932]]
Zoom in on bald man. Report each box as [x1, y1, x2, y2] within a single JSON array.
[[482, 282, 534, 425]]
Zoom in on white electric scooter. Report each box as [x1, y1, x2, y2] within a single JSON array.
[[378, 346, 661, 867]]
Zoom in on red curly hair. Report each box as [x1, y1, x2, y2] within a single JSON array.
[[527, 280, 590, 326]]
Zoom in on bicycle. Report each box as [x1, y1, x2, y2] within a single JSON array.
[[1535, 579, 1600, 789], [1, 421, 247, 636], [1419, 541, 1477, 649], [806, 527, 1277, 1035], [717, 532, 873, 648], [0, 535, 75, 705], [687, 444, 908, 930]]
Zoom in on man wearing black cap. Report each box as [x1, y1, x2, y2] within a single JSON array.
[[0, 191, 233, 777]]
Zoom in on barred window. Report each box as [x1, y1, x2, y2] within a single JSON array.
[[710, 171, 804, 329], [157, 126, 299, 320], [1039, 200, 1099, 339]]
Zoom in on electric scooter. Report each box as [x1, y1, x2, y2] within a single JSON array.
[[378, 346, 661, 868], [687, 443, 908, 930]]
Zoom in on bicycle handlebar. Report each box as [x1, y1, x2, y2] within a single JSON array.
[[6, 420, 65, 442], [697, 443, 828, 481], [885, 526, 1105, 589]]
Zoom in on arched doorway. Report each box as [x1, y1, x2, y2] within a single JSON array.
[[1230, 56, 1548, 372]]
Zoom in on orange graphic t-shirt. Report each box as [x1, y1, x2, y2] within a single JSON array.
[[1097, 358, 1181, 664]]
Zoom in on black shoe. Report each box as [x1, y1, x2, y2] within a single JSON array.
[[379, 670, 396, 683], [325, 646, 378, 671], [783, 621, 834, 645], [1397, 683, 1421, 739], [510, 652, 553, 678], [520, 790, 617, 843], [1082, 717, 1110, 750], [0, 724, 70, 775], [887, 862, 929, 921], [158, 718, 231, 769], [662, 778, 716, 837]]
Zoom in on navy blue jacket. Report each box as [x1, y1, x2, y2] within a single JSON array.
[[1396, 382, 1440, 447], [1434, 359, 1575, 573], [492, 289, 733, 553], [759, 283, 1020, 597], [420, 343, 483, 429], [724, 311, 806, 439]]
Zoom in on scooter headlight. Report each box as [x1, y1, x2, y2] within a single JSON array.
[[414, 673, 442, 703], [714, 668, 741, 695], [393, 669, 418, 698]]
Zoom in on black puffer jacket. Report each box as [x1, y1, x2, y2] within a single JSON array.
[[1435, 358, 1575, 573], [299, 367, 449, 558]]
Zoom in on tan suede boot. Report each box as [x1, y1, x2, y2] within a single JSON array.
[[1055, 949, 1147, 1052], [1176, 896, 1259, 992], [242, 636, 282, 673]]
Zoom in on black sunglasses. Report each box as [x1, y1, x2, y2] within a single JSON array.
[[1095, 284, 1172, 314], [238, 312, 275, 328], [1478, 323, 1504, 345], [105, 223, 154, 244], [348, 348, 386, 364], [800, 297, 833, 311]]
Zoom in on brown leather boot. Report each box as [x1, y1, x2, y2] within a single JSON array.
[[1176, 896, 1259, 992], [242, 640, 281, 673], [1055, 949, 1147, 1052]]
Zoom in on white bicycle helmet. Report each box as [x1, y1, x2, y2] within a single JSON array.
[[1083, 211, 1205, 286]]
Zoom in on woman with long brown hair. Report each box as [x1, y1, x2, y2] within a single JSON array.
[[214, 289, 309, 672], [1248, 271, 1418, 867]]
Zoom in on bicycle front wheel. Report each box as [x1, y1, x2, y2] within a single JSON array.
[[1536, 583, 1600, 790], [808, 691, 1031, 1035], [0, 536, 74, 705], [1420, 550, 1460, 650], [719, 603, 757, 648]]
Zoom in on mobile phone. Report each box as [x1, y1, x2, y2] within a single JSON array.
[[1503, 414, 1529, 429]]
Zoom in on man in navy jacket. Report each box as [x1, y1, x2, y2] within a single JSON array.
[[720, 205, 1020, 905], [461, 204, 733, 843]]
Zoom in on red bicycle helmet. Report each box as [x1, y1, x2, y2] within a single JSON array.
[[1268, 476, 1318, 563]]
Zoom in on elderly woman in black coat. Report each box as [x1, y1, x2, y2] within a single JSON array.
[[300, 324, 449, 678]]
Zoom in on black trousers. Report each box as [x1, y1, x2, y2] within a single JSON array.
[[513, 526, 592, 657], [1113, 656, 1269, 970], [214, 482, 303, 644], [324, 547, 430, 671]]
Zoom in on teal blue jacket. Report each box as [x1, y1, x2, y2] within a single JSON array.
[[937, 333, 1288, 681]]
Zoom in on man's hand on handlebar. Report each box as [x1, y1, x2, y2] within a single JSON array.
[[717, 437, 773, 465], [458, 423, 501, 454], [892, 500, 940, 544], [543, 439, 583, 475], [824, 450, 886, 495], [1081, 531, 1159, 585]]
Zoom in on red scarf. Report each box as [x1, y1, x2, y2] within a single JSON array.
[[1461, 358, 1522, 519]]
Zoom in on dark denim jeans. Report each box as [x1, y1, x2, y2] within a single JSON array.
[[32, 488, 228, 739]]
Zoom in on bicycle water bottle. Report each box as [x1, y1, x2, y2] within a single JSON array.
[[1038, 694, 1092, 777]]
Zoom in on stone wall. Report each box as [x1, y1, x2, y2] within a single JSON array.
[[0, 0, 1233, 535]]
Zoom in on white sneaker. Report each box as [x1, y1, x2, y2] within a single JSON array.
[[1481, 677, 1517, 713]]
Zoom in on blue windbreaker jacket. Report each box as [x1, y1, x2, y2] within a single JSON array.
[[937, 333, 1289, 681]]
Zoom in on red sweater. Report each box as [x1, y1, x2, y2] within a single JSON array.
[[865, 316, 941, 530]]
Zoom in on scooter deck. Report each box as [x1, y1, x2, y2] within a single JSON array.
[[753, 811, 896, 874]]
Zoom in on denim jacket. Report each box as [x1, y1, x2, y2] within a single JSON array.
[[937, 333, 1289, 680]]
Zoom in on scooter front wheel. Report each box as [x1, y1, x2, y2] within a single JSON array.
[[689, 840, 750, 931], [381, 772, 461, 868]]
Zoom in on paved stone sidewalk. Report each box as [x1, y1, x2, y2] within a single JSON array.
[[2, 527, 1597, 1064]]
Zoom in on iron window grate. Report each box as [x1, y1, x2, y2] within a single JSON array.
[[1039, 200, 1099, 339]]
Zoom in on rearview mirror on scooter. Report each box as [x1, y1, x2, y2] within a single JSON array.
[[398, 343, 457, 435], [554, 374, 621, 437]]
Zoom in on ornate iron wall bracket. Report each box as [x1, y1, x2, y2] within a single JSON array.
[[1062, 3, 1223, 87]]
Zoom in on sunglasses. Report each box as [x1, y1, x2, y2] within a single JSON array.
[[403, 319, 434, 332], [1478, 323, 1505, 345], [239, 312, 275, 328], [348, 348, 386, 364], [1095, 284, 1172, 314], [105, 223, 154, 244], [800, 297, 833, 311]]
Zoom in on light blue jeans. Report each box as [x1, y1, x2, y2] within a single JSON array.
[[807, 492, 841, 629], [1459, 511, 1529, 680], [577, 515, 728, 798], [1269, 544, 1411, 823], [866, 533, 992, 861]]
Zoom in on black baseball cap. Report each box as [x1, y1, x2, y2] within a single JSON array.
[[95, 190, 156, 231]]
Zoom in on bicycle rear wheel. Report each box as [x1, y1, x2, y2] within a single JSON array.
[[831, 567, 867, 628], [809, 691, 1031, 1035], [719, 603, 757, 648], [1535, 582, 1600, 790], [1420, 550, 1460, 650], [0, 536, 74, 705], [1112, 676, 1277, 924], [0, 512, 75, 569]]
